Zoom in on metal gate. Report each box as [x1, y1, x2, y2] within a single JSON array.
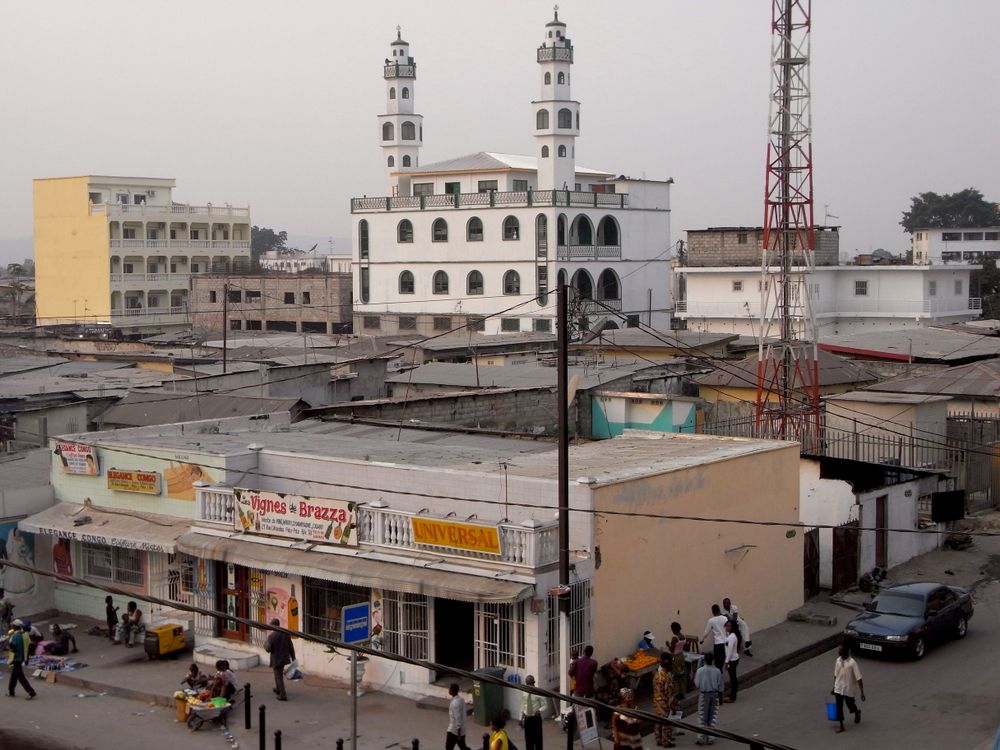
[[832, 520, 860, 593], [803, 528, 820, 599]]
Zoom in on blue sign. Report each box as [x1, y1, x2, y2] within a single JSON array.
[[342, 601, 371, 644]]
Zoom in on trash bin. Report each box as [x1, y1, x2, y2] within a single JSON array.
[[472, 666, 507, 726]]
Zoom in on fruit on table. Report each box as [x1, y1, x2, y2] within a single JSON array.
[[622, 650, 658, 670]]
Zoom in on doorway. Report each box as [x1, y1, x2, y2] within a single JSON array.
[[832, 520, 860, 593], [875, 495, 888, 569], [217, 562, 249, 641], [434, 599, 474, 677]]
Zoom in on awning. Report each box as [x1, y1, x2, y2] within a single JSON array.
[[177, 532, 534, 604], [19, 502, 189, 554]]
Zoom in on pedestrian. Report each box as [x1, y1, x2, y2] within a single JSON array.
[[667, 622, 688, 699], [520, 675, 544, 750], [722, 598, 752, 656], [611, 688, 644, 750], [693, 652, 723, 746], [569, 644, 598, 698], [264, 618, 295, 701], [700, 604, 728, 672], [723, 621, 739, 703], [446, 682, 470, 750], [6, 620, 37, 700], [489, 714, 510, 750], [832, 643, 865, 733], [104, 595, 119, 642], [652, 652, 677, 748]]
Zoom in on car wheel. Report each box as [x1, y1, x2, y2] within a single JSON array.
[[912, 637, 926, 660], [956, 617, 968, 640]]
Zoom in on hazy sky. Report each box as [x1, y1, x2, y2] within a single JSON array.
[[1, 0, 998, 263]]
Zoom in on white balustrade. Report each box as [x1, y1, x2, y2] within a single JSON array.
[[196, 486, 236, 525]]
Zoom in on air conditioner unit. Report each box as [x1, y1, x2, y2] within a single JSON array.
[[146, 190, 156, 197]]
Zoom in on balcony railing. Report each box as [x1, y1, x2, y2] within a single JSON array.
[[537, 46, 573, 63], [110, 273, 191, 286], [109, 239, 250, 251], [111, 305, 187, 320], [557, 245, 622, 260], [383, 62, 416, 79], [352, 189, 628, 213], [95, 203, 250, 218], [580, 298, 622, 314], [193, 487, 559, 569], [675, 298, 982, 317]]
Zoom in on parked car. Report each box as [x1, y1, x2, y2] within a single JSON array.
[[844, 581, 973, 660]]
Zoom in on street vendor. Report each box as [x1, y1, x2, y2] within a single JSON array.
[[182, 663, 210, 690], [41, 624, 78, 655], [636, 630, 657, 651]]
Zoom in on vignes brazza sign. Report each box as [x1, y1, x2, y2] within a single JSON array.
[[233, 488, 358, 546]]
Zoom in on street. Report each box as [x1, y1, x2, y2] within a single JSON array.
[[718, 579, 1000, 749]]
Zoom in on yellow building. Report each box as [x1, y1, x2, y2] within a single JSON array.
[[34, 176, 251, 331]]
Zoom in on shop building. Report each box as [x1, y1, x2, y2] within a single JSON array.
[[22, 416, 802, 709]]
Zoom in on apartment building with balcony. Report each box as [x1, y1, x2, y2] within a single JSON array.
[[353, 13, 673, 337], [34, 176, 251, 331], [910, 226, 1000, 264]]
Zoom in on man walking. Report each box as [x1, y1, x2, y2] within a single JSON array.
[[569, 645, 598, 698], [722, 598, 752, 656], [7, 620, 37, 700], [520, 675, 544, 750], [832, 643, 865, 733], [700, 604, 728, 672], [264, 618, 295, 701], [694, 653, 723, 746], [446, 682, 470, 750]]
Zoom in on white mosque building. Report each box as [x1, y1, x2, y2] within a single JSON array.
[[352, 12, 674, 336]]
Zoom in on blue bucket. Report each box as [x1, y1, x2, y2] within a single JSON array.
[[826, 702, 838, 721]]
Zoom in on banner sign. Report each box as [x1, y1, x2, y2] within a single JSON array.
[[56, 442, 100, 475], [411, 517, 502, 555], [107, 468, 161, 494], [233, 488, 358, 546], [342, 602, 371, 644], [26, 524, 174, 553]]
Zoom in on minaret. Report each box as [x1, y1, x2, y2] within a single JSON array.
[[533, 7, 579, 191], [378, 27, 423, 196]]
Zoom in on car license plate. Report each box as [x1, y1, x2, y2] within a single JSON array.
[[859, 643, 882, 652]]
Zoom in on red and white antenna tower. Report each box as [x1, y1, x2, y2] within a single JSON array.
[[756, 0, 820, 445]]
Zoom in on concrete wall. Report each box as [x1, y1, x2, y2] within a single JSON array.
[[590, 441, 803, 659], [857, 477, 942, 573], [172, 363, 334, 407], [799, 459, 858, 589]]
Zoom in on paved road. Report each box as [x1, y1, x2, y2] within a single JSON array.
[[715, 578, 1000, 749]]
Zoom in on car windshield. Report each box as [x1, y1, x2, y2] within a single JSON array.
[[872, 593, 925, 617]]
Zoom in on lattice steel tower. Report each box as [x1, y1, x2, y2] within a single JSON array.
[[756, 0, 820, 445]]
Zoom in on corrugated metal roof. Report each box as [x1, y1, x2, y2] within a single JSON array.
[[385, 361, 654, 390], [825, 390, 952, 405], [98, 391, 303, 427], [577, 329, 738, 350], [695, 350, 878, 388], [0, 356, 69, 376], [407, 151, 611, 177], [865, 359, 1000, 398], [819, 328, 1000, 363]]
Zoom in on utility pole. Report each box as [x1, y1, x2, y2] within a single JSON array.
[[222, 282, 229, 374], [555, 283, 571, 711]]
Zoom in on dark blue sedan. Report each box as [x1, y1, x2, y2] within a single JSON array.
[[843, 581, 973, 660]]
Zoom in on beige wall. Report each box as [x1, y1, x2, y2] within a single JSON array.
[[34, 177, 111, 324], [590, 443, 802, 658]]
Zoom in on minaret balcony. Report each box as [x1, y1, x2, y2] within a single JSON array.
[[537, 46, 573, 63], [384, 62, 416, 79]]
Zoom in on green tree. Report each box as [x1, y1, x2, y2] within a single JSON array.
[[6, 263, 25, 276], [972, 257, 1000, 319], [250, 226, 291, 261], [900, 188, 1000, 233]]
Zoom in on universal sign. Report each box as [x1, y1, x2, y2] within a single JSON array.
[[410, 517, 502, 555]]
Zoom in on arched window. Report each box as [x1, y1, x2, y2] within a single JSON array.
[[503, 216, 520, 241], [399, 270, 415, 294], [467, 217, 484, 242], [558, 108, 573, 128], [433, 270, 449, 295], [382, 122, 394, 141], [387, 155, 395, 167], [402, 155, 411, 167], [503, 270, 521, 295], [402, 87, 410, 99], [544, 72, 551, 85], [557, 214, 567, 245], [557, 269, 567, 289], [401, 121, 415, 140], [536, 109, 549, 130], [576, 111, 580, 130], [358, 219, 369, 259], [389, 87, 396, 100], [572, 269, 594, 299], [541, 145, 550, 158], [397, 219, 413, 243], [597, 216, 620, 246], [570, 215, 594, 245], [467, 270, 484, 295], [557, 72, 566, 84], [597, 269, 620, 300], [432, 218, 448, 242], [558, 145, 567, 157], [535, 214, 548, 251]]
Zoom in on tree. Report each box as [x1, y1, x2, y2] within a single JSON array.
[[972, 257, 1000, 320], [6, 263, 25, 277], [900, 188, 1000, 233], [250, 226, 291, 261]]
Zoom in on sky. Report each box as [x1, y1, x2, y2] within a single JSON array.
[[1, 0, 998, 264]]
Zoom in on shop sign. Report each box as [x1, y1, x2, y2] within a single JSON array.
[[411, 517, 502, 555], [56, 442, 100, 475], [28, 525, 173, 553], [342, 601, 370, 644], [107, 468, 161, 494], [233, 488, 358, 546]]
